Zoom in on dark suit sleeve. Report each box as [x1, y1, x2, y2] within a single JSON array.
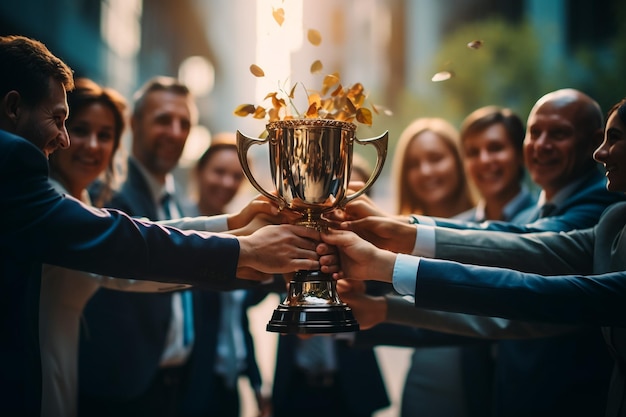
[[430, 170, 625, 233], [354, 322, 485, 348], [414, 258, 626, 327], [0, 135, 240, 290]]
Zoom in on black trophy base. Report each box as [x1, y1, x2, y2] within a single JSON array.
[[266, 304, 360, 334]]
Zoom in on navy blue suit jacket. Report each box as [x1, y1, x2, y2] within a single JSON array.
[[180, 288, 265, 415], [0, 131, 240, 416], [79, 158, 196, 400]]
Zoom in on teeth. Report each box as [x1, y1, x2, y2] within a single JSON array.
[[478, 172, 500, 181], [77, 158, 98, 165]]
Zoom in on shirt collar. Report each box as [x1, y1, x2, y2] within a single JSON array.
[[536, 170, 592, 209], [473, 185, 533, 222], [130, 156, 177, 203]]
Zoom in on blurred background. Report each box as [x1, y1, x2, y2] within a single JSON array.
[[3, 0, 624, 178], [4, 1, 624, 415]]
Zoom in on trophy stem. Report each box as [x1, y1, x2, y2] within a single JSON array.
[[294, 211, 325, 231]]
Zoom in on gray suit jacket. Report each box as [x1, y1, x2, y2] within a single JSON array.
[[411, 202, 626, 417]]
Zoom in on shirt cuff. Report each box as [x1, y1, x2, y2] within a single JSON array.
[[202, 214, 229, 232], [412, 225, 436, 257], [410, 214, 436, 226], [392, 253, 420, 296]]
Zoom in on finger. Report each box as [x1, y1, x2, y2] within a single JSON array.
[[336, 279, 353, 293], [319, 253, 338, 266], [320, 264, 338, 274], [287, 224, 322, 241], [319, 228, 353, 246], [321, 263, 339, 274], [346, 278, 366, 292], [347, 180, 366, 191], [250, 200, 280, 215], [289, 259, 320, 271], [331, 271, 345, 280], [291, 237, 320, 253], [315, 242, 337, 256]]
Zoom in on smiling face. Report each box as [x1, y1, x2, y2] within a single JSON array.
[[404, 130, 461, 210], [131, 90, 192, 178], [463, 123, 523, 202], [524, 98, 598, 199], [196, 147, 244, 215], [14, 78, 70, 158], [49, 102, 117, 197], [594, 108, 626, 193]]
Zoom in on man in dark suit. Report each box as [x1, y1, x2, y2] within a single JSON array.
[[322, 97, 626, 417], [343, 89, 623, 417], [0, 35, 324, 417], [182, 288, 270, 417], [78, 77, 238, 417]]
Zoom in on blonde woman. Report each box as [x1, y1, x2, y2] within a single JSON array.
[[392, 117, 474, 417], [392, 117, 474, 217]]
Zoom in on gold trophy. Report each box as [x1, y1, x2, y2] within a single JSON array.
[[237, 118, 387, 333]]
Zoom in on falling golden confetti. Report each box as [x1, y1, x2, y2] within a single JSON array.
[[233, 104, 256, 117], [310, 60, 323, 74], [467, 40, 483, 49], [272, 7, 285, 26], [235, 21, 385, 127], [307, 29, 322, 46], [249, 64, 265, 77], [431, 71, 454, 82], [356, 108, 373, 125], [253, 106, 267, 119]]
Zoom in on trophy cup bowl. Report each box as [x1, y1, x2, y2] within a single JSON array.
[[237, 118, 388, 334]]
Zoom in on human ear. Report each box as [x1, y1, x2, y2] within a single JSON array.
[[2, 90, 22, 125]]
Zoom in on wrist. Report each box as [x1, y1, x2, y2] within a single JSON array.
[[226, 212, 240, 230], [372, 295, 388, 325], [396, 223, 417, 254], [376, 250, 397, 283], [236, 236, 254, 269]]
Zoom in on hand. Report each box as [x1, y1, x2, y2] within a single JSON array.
[[320, 228, 396, 282], [229, 213, 279, 236], [317, 242, 340, 275], [227, 194, 299, 230], [237, 224, 321, 276], [255, 391, 272, 417], [339, 216, 416, 254], [326, 193, 386, 224], [336, 279, 387, 330], [343, 193, 389, 219]]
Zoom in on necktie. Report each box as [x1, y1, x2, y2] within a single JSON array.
[[181, 291, 194, 346], [295, 335, 336, 373], [220, 292, 240, 388], [161, 193, 173, 220], [539, 203, 557, 218], [161, 192, 195, 347]]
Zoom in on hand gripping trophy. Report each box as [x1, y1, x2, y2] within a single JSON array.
[[237, 118, 387, 333]]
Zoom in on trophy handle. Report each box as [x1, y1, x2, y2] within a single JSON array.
[[236, 130, 284, 208], [342, 130, 388, 205]]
